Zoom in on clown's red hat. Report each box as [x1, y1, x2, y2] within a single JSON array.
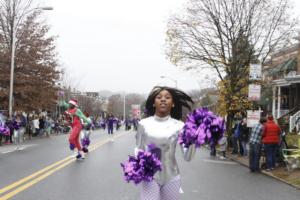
[[68, 99, 78, 107]]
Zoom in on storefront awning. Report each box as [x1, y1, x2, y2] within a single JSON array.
[[272, 75, 300, 86], [265, 57, 297, 75]]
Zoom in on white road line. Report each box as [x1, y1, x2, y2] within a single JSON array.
[[1, 144, 38, 154], [2, 150, 15, 154], [203, 159, 237, 165]]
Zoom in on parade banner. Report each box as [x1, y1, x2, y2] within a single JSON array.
[[246, 110, 260, 128], [131, 104, 141, 118], [248, 84, 261, 101], [249, 64, 262, 80]]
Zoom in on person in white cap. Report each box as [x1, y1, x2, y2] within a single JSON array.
[[60, 98, 91, 160]]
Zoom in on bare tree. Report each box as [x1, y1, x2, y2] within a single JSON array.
[[107, 93, 145, 118], [166, 0, 298, 130], [0, 0, 60, 112], [76, 94, 104, 117], [107, 94, 123, 117]]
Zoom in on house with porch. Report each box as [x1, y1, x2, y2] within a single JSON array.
[[263, 43, 300, 132]]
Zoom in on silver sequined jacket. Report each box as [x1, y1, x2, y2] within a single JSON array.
[[135, 115, 196, 185]]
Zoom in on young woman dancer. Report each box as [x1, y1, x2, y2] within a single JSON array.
[[135, 86, 195, 200]]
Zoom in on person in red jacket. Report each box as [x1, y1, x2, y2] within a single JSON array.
[[262, 114, 281, 171]]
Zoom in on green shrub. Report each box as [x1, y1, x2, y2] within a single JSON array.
[[286, 134, 300, 148]]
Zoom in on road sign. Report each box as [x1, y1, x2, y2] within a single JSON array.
[[247, 110, 261, 127], [249, 64, 262, 80], [131, 104, 141, 118], [248, 84, 261, 101]]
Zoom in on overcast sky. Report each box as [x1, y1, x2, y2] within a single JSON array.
[[43, 0, 300, 94]]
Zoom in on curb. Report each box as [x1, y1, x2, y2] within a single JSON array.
[[0, 134, 52, 147], [228, 155, 300, 190]]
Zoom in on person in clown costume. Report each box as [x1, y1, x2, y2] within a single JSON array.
[[60, 99, 91, 159]]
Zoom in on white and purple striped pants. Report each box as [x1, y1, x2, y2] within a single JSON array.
[[140, 175, 181, 200]]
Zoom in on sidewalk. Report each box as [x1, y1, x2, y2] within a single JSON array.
[[0, 133, 51, 145], [0, 133, 53, 153], [227, 152, 300, 189]]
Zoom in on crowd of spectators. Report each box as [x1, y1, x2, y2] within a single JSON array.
[[0, 110, 141, 147], [230, 114, 282, 172]]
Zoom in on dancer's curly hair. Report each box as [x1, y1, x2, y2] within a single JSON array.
[[145, 86, 194, 120]]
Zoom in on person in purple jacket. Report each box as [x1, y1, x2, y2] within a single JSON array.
[[13, 111, 27, 150], [107, 114, 115, 141]]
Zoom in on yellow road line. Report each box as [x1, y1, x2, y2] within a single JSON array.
[[0, 132, 129, 199], [0, 139, 103, 195], [0, 159, 75, 200], [89, 140, 108, 151], [0, 156, 72, 195]]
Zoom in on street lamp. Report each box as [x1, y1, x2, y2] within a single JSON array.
[[160, 76, 178, 88], [39, 7, 54, 11], [8, 6, 53, 119], [123, 93, 126, 121]]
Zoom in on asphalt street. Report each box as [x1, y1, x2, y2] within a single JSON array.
[[0, 128, 299, 200]]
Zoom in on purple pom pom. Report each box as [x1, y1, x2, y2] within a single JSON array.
[[69, 143, 75, 150], [0, 124, 10, 136], [121, 144, 162, 185], [179, 108, 225, 148], [81, 138, 90, 146]]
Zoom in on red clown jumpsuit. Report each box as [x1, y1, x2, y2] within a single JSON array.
[[67, 108, 83, 151], [61, 100, 90, 155]]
